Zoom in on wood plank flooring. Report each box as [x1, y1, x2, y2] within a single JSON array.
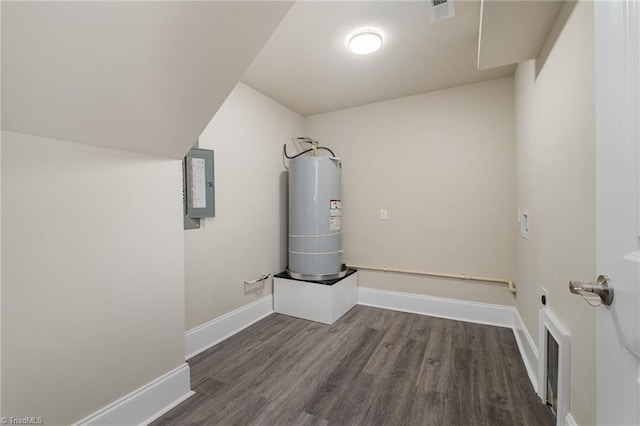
[[152, 305, 554, 426]]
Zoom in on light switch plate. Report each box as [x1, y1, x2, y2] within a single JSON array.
[[520, 210, 529, 239]]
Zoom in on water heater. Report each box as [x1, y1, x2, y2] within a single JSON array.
[[287, 156, 346, 280]]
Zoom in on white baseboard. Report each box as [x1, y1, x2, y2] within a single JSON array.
[[73, 363, 194, 426], [565, 412, 578, 426], [357, 287, 514, 328], [69, 290, 544, 426], [185, 295, 273, 360], [513, 308, 539, 393]]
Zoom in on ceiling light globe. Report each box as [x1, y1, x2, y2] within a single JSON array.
[[348, 31, 383, 55]]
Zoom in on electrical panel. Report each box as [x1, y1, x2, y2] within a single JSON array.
[[183, 148, 214, 229]]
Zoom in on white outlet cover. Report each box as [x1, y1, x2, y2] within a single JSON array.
[[520, 210, 529, 238]]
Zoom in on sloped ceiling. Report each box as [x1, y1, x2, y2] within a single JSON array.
[[2, 1, 566, 150], [478, 0, 564, 70], [1, 1, 293, 159], [242, 1, 516, 117], [241, 0, 565, 117]]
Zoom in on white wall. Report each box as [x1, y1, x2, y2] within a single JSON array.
[[514, 1, 595, 424], [304, 77, 517, 306], [0, 131, 3, 420], [185, 82, 303, 330], [1, 4, 4, 414], [1, 131, 186, 425]]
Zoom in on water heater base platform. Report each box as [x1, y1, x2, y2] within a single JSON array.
[[273, 269, 357, 325]]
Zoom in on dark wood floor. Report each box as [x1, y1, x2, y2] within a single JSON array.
[[153, 305, 554, 426]]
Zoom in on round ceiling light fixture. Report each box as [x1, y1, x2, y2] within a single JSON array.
[[348, 30, 383, 55]]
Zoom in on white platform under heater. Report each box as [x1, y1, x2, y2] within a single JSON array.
[[274, 271, 357, 325]]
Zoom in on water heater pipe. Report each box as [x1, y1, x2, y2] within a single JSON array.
[[347, 265, 517, 294]]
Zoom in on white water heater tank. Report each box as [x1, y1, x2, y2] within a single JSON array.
[[288, 156, 344, 280]]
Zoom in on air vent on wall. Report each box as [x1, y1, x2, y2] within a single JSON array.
[[427, 0, 455, 23]]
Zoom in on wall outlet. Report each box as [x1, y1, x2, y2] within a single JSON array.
[[380, 209, 388, 220]]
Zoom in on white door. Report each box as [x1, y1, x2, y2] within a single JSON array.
[[595, 1, 640, 425]]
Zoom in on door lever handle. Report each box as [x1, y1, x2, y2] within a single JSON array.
[[569, 275, 614, 306]]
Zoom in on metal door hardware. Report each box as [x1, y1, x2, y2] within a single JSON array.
[[569, 275, 614, 306]]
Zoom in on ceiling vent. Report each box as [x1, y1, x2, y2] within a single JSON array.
[[427, 0, 455, 23]]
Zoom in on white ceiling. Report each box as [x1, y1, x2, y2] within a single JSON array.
[[242, 0, 564, 117], [2, 1, 564, 157], [478, 0, 564, 70], [2, 1, 293, 159]]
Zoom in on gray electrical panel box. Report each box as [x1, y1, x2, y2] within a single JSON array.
[[183, 148, 214, 229]]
